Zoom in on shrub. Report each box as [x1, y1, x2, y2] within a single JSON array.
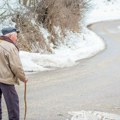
[[36, 0, 89, 44]]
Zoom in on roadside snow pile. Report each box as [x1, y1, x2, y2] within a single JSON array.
[[68, 111, 120, 120], [20, 27, 104, 72]]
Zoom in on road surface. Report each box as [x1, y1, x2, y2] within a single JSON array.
[[3, 20, 120, 120]]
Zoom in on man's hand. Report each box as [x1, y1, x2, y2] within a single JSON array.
[[24, 79, 28, 83], [21, 79, 28, 83]]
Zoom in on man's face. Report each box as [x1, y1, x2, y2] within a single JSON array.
[[10, 32, 17, 43]]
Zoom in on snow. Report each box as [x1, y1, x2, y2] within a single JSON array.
[[85, 0, 120, 25], [20, 27, 104, 72], [68, 111, 120, 120]]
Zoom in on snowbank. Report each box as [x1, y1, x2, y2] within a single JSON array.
[[20, 28, 104, 72], [0, 0, 26, 30]]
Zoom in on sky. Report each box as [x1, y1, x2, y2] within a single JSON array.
[[68, 111, 120, 120]]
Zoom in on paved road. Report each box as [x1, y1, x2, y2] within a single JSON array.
[[3, 20, 120, 120]]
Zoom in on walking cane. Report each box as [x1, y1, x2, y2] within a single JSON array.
[[24, 82, 27, 120]]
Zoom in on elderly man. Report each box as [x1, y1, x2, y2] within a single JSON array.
[[0, 27, 27, 120]]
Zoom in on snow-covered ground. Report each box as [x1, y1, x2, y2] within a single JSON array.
[[19, 0, 120, 72], [86, 0, 120, 25], [0, 0, 120, 72], [19, 29, 104, 72], [68, 111, 120, 120]]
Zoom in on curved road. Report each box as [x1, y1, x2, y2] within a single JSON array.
[[3, 20, 120, 120]]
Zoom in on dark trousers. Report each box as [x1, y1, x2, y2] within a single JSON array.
[[0, 83, 19, 120]]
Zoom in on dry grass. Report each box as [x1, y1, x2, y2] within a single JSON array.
[[14, 14, 52, 53]]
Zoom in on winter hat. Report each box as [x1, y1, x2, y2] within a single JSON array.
[[1, 27, 19, 35]]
